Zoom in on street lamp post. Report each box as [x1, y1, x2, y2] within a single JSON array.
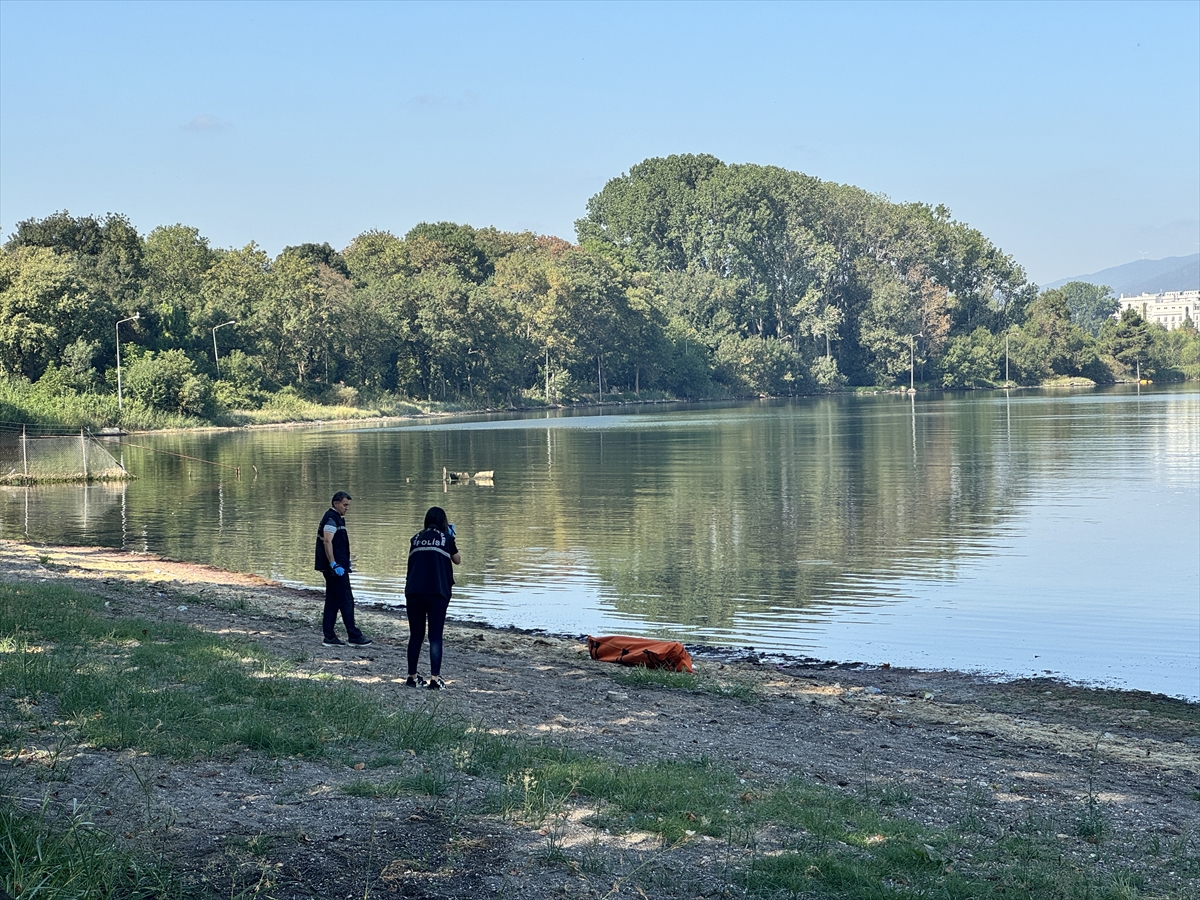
[[212, 320, 237, 376], [115, 313, 140, 410]]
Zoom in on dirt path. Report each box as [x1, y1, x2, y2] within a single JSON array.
[[2, 539, 1198, 899]]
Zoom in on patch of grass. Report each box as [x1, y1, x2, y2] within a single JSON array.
[[1168, 830, 1200, 877], [238, 395, 382, 425], [1074, 740, 1111, 845], [956, 811, 985, 835], [494, 753, 738, 838], [609, 665, 759, 701], [575, 839, 609, 875], [344, 770, 450, 799], [227, 832, 276, 857], [0, 376, 121, 429], [205, 592, 249, 613], [0, 582, 463, 762], [753, 777, 926, 850], [1075, 799, 1109, 843], [364, 752, 410, 769], [573, 757, 738, 840], [507, 757, 1147, 900], [859, 781, 913, 808], [0, 790, 186, 898], [745, 795, 1146, 900], [1009, 679, 1200, 734]]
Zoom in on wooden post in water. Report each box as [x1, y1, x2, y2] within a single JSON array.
[[21, 425, 28, 478], [81, 428, 88, 480]]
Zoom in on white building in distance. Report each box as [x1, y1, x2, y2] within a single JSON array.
[[1115, 290, 1198, 330]]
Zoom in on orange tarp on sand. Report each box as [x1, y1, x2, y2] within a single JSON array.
[[586, 635, 694, 673]]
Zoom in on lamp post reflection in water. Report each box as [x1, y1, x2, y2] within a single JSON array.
[[909, 333, 923, 391]]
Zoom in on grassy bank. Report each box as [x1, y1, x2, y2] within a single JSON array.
[[1, 580, 1171, 900], [0, 376, 456, 433], [12, 370, 1190, 438]]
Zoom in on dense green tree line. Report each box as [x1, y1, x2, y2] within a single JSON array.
[[1, 155, 1196, 424]]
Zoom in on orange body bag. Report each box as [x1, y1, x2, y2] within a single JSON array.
[[586, 635, 694, 673]]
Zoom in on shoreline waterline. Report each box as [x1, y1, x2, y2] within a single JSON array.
[[4, 537, 1194, 705]]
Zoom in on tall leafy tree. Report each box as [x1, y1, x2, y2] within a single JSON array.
[[281, 241, 351, 279], [489, 243, 563, 401], [196, 243, 270, 373], [1104, 307, 1155, 379], [405, 222, 490, 282], [254, 252, 348, 385], [1058, 281, 1119, 336], [0, 246, 109, 380], [576, 153, 725, 272], [576, 155, 1034, 388], [6, 211, 146, 317], [344, 231, 412, 286], [142, 224, 216, 350]]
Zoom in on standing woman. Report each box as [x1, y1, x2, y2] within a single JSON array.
[[404, 506, 461, 689]]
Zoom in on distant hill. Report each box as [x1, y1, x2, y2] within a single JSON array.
[[1043, 254, 1200, 296]]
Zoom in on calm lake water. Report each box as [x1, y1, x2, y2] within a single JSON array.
[[3, 387, 1197, 699]]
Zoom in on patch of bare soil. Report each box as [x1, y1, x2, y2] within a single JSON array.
[[2, 539, 1198, 899]]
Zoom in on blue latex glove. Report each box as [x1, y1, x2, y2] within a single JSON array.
[[447, 523, 456, 538], [330, 561, 346, 577]]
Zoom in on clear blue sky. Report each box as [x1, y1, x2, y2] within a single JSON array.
[[1, 0, 1196, 285]]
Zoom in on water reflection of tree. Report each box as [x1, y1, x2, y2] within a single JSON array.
[[563, 398, 1034, 629], [33, 396, 1164, 632]]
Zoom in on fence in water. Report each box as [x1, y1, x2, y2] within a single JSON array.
[[0, 424, 131, 484]]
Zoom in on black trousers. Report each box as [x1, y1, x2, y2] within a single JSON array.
[[322, 570, 365, 642], [405, 592, 449, 676]]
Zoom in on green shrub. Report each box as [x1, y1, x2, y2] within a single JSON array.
[[123, 349, 215, 416], [938, 328, 1000, 388], [810, 354, 847, 390], [213, 349, 265, 409], [329, 383, 359, 407]]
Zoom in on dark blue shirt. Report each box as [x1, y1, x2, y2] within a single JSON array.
[[404, 527, 458, 598]]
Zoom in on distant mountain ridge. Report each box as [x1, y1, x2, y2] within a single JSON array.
[[1043, 254, 1200, 296]]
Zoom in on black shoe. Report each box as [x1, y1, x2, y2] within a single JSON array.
[[322, 637, 345, 647], [404, 675, 427, 688], [428, 676, 444, 691], [349, 637, 373, 646]]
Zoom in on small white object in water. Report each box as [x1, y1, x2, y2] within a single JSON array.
[[177, 605, 188, 611]]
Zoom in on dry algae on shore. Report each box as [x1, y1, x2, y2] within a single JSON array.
[[1, 537, 1198, 899]]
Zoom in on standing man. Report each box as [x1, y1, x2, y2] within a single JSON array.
[[315, 491, 371, 647]]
